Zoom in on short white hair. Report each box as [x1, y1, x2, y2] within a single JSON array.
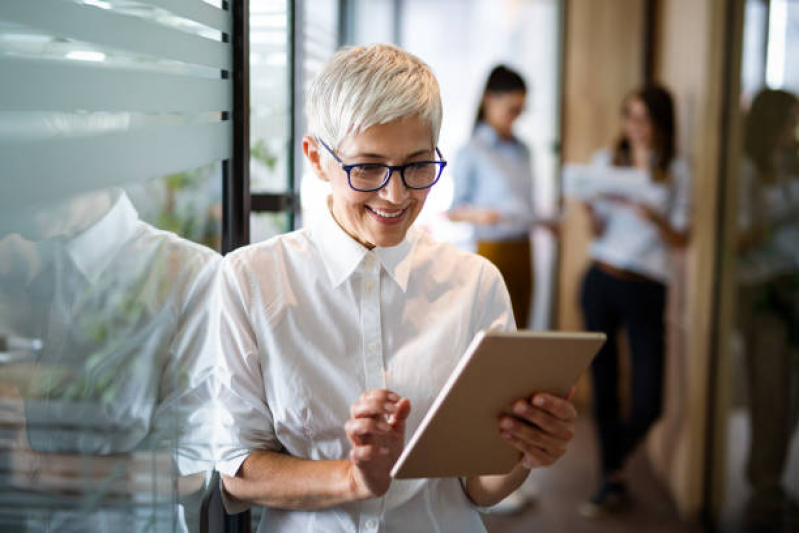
[[306, 43, 442, 151]]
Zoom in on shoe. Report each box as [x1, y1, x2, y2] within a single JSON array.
[[482, 490, 529, 515], [579, 480, 631, 518]]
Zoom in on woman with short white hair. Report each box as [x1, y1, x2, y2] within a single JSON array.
[[215, 43, 577, 532]]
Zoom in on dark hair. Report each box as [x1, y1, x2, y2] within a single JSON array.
[[744, 88, 798, 183], [613, 85, 676, 181], [475, 65, 527, 128]]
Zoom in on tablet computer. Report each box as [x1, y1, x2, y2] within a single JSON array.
[[390, 330, 606, 479]]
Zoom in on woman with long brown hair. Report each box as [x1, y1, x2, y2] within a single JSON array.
[[579, 85, 691, 517]]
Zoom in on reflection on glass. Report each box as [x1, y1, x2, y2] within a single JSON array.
[[731, 87, 799, 529], [0, 188, 220, 532], [250, 0, 289, 194], [126, 161, 223, 251], [251, 211, 290, 244]]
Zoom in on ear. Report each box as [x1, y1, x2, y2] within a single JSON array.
[[302, 136, 330, 182]]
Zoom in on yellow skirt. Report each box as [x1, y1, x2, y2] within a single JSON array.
[[476, 239, 533, 328]]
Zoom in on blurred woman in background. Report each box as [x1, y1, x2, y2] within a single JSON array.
[[448, 65, 539, 330], [579, 85, 691, 517]]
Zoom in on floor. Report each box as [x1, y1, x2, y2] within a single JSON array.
[[481, 415, 703, 533]]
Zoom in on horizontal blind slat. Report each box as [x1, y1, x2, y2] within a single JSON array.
[[0, 121, 231, 209], [140, 0, 231, 33], [0, 58, 231, 113], [0, 0, 231, 70]]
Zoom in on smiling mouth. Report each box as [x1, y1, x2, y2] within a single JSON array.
[[366, 205, 406, 219]]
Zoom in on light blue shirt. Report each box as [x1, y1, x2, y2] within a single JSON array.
[[451, 123, 536, 241], [588, 149, 692, 282]]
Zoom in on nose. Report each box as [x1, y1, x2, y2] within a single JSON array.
[[379, 168, 409, 204]]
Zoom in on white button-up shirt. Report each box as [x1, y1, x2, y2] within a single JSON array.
[[216, 202, 514, 533]]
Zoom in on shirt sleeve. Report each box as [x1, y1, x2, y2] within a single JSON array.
[[215, 254, 282, 478], [450, 145, 476, 209], [497, 144, 538, 227], [474, 259, 516, 334], [150, 252, 220, 476]]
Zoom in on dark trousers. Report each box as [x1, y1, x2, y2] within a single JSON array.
[[580, 265, 666, 476]]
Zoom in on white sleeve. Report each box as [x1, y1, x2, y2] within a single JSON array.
[[215, 254, 282, 478], [474, 259, 516, 334], [151, 252, 220, 476]]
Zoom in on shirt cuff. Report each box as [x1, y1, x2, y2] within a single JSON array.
[[216, 452, 250, 479]]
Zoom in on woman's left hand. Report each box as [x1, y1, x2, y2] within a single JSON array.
[[498, 392, 577, 469]]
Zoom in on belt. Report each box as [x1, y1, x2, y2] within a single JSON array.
[[593, 261, 658, 284]]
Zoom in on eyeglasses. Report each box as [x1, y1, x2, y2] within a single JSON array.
[[318, 139, 447, 192]]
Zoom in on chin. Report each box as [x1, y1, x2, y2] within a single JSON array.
[[372, 234, 405, 248]]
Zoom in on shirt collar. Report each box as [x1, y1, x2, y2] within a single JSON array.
[[311, 197, 416, 292], [66, 190, 140, 284]]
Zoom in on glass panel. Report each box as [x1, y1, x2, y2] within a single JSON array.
[[124, 161, 224, 251], [349, 0, 394, 45], [250, 0, 290, 194], [719, 0, 799, 529], [297, 0, 338, 230], [0, 3, 227, 530], [251, 211, 291, 244]]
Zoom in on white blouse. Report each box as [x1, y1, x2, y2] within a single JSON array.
[[215, 202, 514, 533], [587, 149, 692, 283]]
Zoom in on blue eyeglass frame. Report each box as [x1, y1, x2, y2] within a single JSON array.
[[317, 139, 447, 192]]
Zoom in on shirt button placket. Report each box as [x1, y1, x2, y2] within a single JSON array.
[[361, 252, 384, 391], [360, 252, 386, 532]]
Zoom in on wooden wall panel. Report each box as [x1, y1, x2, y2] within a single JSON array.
[[644, 0, 732, 519], [558, 0, 645, 406]]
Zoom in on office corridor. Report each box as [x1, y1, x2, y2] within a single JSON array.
[[482, 415, 701, 533]]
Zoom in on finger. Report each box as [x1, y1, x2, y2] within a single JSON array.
[[345, 418, 391, 442], [349, 444, 390, 465], [500, 431, 560, 469], [350, 398, 398, 419], [388, 398, 412, 426], [565, 386, 576, 401], [359, 389, 400, 403], [499, 416, 567, 453], [511, 400, 575, 441], [529, 393, 578, 421]]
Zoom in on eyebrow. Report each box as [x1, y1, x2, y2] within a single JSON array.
[[345, 148, 434, 160]]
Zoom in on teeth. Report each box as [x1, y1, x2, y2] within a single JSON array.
[[368, 206, 404, 218]]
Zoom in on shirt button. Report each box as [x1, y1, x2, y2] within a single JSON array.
[[365, 282, 374, 292], [368, 343, 377, 352], [365, 519, 377, 529], [364, 255, 373, 266]]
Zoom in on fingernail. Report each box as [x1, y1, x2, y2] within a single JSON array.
[[513, 402, 528, 415], [380, 447, 389, 455], [378, 421, 390, 432], [387, 392, 399, 401], [500, 418, 514, 430], [384, 402, 397, 412], [501, 431, 512, 440], [534, 396, 546, 407]]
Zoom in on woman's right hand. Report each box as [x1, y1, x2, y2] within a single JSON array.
[[344, 389, 411, 499], [447, 206, 502, 226]]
